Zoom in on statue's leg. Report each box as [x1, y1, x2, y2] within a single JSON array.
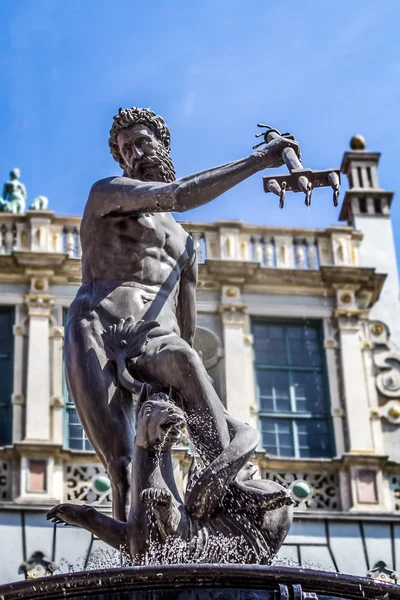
[[47, 504, 128, 552], [65, 314, 135, 521], [135, 336, 230, 461], [184, 412, 259, 519]]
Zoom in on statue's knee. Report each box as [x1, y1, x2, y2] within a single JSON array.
[[174, 344, 201, 370]]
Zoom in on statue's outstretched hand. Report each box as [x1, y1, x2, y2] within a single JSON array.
[[254, 135, 301, 169]]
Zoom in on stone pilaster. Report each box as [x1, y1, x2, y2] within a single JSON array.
[[322, 318, 346, 456], [218, 286, 254, 426], [11, 312, 26, 444], [336, 309, 374, 452], [50, 325, 65, 445], [24, 290, 55, 442]]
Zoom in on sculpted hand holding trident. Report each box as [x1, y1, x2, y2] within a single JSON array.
[[65, 107, 300, 521]]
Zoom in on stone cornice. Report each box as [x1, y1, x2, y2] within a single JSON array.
[[13, 251, 68, 268], [320, 266, 385, 306], [180, 219, 357, 237], [340, 150, 381, 173], [339, 189, 394, 222], [198, 262, 385, 308]]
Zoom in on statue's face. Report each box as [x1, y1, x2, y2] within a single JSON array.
[[10, 168, 20, 180], [135, 395, 186, 449], [128, 124, 159, 160], [118, 124, 161, 179], [117, 123, 175, 183]]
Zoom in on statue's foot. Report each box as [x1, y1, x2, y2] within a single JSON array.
[[141, 487, 172, 507], [46, 503, 89, 527], [47, 503, 128, 551]]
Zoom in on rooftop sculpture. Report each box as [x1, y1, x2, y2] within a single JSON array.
[[47, 107, 338, 563], [0, 168, 49, 213], [0, 168, 27, 213]]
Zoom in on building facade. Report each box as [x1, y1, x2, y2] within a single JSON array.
[[0, 138, 399, 584]]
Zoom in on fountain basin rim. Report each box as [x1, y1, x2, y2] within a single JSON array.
[[0, 564, 398, 600]]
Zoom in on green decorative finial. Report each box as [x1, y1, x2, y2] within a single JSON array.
[[291, 480, 312, 500], [93, 474, 111, 493], [350, 134, 366, 151]]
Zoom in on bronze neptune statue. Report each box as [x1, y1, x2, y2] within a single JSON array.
[[48, 107, 298, 562]]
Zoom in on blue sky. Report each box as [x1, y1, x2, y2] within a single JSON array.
[[0, 1, 399, 261]]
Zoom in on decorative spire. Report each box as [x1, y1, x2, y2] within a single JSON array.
[[339, 135, 393, 224]]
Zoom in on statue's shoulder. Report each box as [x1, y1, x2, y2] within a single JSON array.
[[89, 176, 121, 196], [89, 176, 144, 199]]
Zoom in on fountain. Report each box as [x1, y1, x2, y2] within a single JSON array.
[[0, 108, 398, 599]]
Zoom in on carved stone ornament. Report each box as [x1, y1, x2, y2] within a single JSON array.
[[29, 195, 49, 210], [376, 399, 400, 425], [193, 326, 222, 370], [374, 349, 400, 398], [367, 560, 398, 583], [19, 551, 57, 579]]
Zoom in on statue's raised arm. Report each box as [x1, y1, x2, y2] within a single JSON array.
[[87, 107, 300, 219]]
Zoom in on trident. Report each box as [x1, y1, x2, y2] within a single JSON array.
[[253, 125, 340, 209]]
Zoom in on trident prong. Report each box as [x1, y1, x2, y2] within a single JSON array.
[[280, 181, 287, 209], [328, 172, 340, 207], [305, 182, 313, 207], [257, 125, 341, 209]]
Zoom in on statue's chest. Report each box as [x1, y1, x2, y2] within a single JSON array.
[[7, 182, 23, 197], [116, 213, 186, 257]]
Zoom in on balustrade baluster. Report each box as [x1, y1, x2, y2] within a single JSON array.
[[65, 228, 76, 258], [0, 225, 5, 255], [240, 238, 251, 261], [306, 238, 318, 269], [4, 225, 14, 254], [294, 238, 306, 269], [253, 236, 263, 264], [76, 229, 82, 258], [191, 232, 204, 263], [263, 237, 275, 267]]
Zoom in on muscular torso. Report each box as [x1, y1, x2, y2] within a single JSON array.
[[5, 181, 25, 201], [71, 185, 196, 338], [81, 209, 189, 286]]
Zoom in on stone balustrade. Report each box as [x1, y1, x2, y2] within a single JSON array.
[[61, 457, 400, 514], [63, 458, 344, 512], [0, 213, 362, 269], [182, 221, 362, 269], [0, 212, 82, 259]]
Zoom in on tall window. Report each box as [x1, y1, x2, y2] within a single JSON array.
[[63, 309, 93, 451], [0, 307, 14, 446], [253, 319, 334, 458]]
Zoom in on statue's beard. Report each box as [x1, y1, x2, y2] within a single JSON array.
[[128, 145, 176, 183]]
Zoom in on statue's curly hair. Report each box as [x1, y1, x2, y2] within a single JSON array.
[[109, 107, 171, 168]]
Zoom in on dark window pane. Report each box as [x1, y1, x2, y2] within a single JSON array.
[[296, 420, 330, 458], [0, 407, 11, 445], [254, 325, 287, 366], [257, 370, 291, 412], [0, 308, 14, 446], [287, 326, 302, 340], [291, 371, 326, 413], [68, 408, 93, 451], [254, 320, 333, 459], [261, 418, 294, 457], [288, 324, 321, 367]]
